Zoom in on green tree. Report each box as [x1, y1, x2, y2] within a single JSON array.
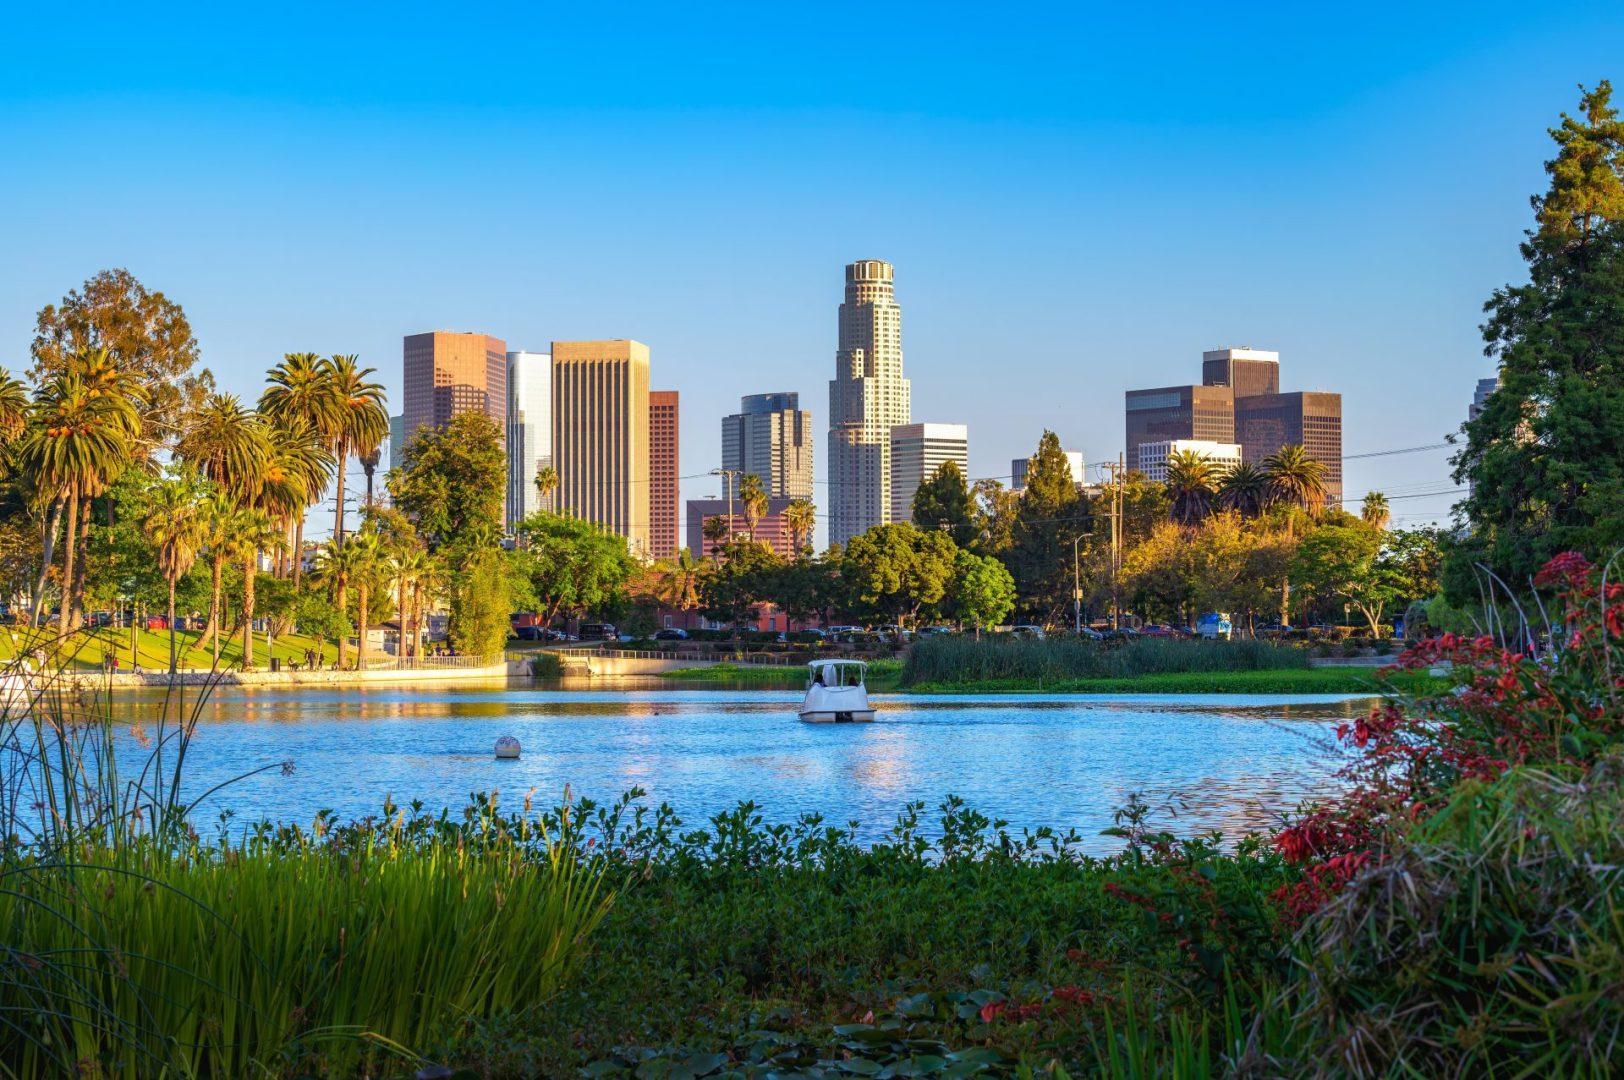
[[260, 352, 339, 582], [946, 549, 1016, 634], [515, 511, 636, 625], [30, 269, 211, 450], [841, 522, 958, 628], [388, 412, 506, 551], [911, 460, 975, 547], [534, 465, 558, 510], [1262, 444, 1328, 528], [175, 392, 269, 504], [697, 539, 781, 631], [1006, 432, 1086, 624], [447, 544, 512, 657], [320, 354, 388, 546], [147, 474, 205, 672], [1451, 82, 1624, 595], [783, 498, 817, 558], [1216, 462, 1270, 518], [738, 473, 768, 540], [342, 530, 388, 667], [1164, 449, 1219, 526], [1361, 491, 1391, 530], [762, 554, 845, 628], [971, 478, 1019, 557], [235, 509, 283, 668], [1291, 524, 1401, 637], [701, 514, 730, 559], [0, 371, 29, 442]]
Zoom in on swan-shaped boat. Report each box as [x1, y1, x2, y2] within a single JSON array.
[[799, 659, 875, 723]]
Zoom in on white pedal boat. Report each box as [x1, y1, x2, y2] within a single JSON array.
[[799, 659, 875, 723]]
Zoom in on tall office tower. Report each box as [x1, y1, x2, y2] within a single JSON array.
[[1469, 376, 1498, 422], [1124, 384, 1235, 468], [551, 340, 652, 556], [1236, 391, 1344, 503], [388, 414, 405, 469], [649, 390, 680, 558], [828, 259, 911, 545], [506, 351, 552, 526], [1201, 347, 1280, 399], [1011, 450, 1084, 491], [722, 392, 814, 499], [1134, 439, 1243, 484], [401, 331, 508, 450], [889, 423, 969, 524]]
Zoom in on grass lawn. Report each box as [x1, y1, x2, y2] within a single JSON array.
[[0, 625, 339, 672]]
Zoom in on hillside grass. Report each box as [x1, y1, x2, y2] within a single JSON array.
[[0, 625, 338, 671]]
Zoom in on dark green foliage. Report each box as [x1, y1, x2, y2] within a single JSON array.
[[911, 459, 976, 548], [901, 635, 1308, 687], [1007, 432, 1088, 624], [387, 411, 506, 550], [698, 539, 783, 629], [446, 543, 511, 656]]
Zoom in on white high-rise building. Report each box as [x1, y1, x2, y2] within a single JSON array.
[[829, 259, 911, 545], [1134, 438, 1243, 484], [722, 392, 813, 499], [890, 423, 969, 524], [506, 350, 552, 526]]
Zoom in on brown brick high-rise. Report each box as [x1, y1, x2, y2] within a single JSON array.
[[649, 390, 679, 558], [401, 331, 507, 451]]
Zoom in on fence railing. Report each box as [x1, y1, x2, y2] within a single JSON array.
[[339, 653, 506, 672]]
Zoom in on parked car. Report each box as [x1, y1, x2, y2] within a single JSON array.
[[1139, 624, 1181, 638], [512, 625, 547, 641], [1196, 612, 1233, 640], [144, 614, 169, 630], [578, 623, 618, 642], [793, 628, 828, 642], [654, 628, 689, 641], [1072, 626, 1106, 641], [1256, 620, 1293, 638], [1009, 624, 1046, 639]]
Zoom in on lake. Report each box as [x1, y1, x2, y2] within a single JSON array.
[[102, 679, 1369, 853]]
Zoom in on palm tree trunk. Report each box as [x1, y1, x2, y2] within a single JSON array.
[[333, 445, 347, 546], [69, 495, 90, 631], [242, 551, 257, 669], [33, 497, 64, 627], [58, 483, 80, 638], [397, 574, 409, 666], [335, 582, 349, 668], [203, 552, 224, 655], [167, 579, 178, 674], [292, 514, 306, 585], [357, 582, 369, 670]]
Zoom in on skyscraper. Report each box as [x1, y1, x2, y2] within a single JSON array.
[[829, 259, 911, 545], [401, 331, 507, 450], [722, 392, 813, 499], [1235, 390, 1344, 502], [1134, 439, 1243, 484], [649, 390, 680, 558], [1469, 376, 1498, 422], [1201, 347, 1280, 399], [506, 350, 552, 526], [889, 423, 968, 524], [1124, 384, 1235, 466], [551, 340, 651, 556], [1011, 450, 1084, 491]]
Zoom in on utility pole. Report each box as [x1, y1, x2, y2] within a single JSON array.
[[1097, 455, 1125, 631], [709, 468, 740, 545], [1072, 534, 1083, 635]]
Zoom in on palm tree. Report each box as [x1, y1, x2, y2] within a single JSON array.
[[1164, 450, 1218, 526], [1361, 491, 1391, 530], [197, 493, 238, 659], [392, 546, 427, 661], [534, 465, 558, 512], [176, 393, 270, 504], [261, 419, 332, 576], [783, 498, 816, 558], [318, 355, 388, 547], [1262, 444, 1329, 530], [702, 515, 730, 560], [261, 353, 339, 581], [21, 370, 136, 633], [235, 509, 283, 669], [654, 549, 701, 612], [1216, 462, 1269, 519], [738, 473, 768, 540], [344, 530, 386, 669], [0, 370, 28, 442], [147, 477, 205, 673]]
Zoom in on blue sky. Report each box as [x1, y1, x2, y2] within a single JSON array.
[[3, 1, 1621, 541]]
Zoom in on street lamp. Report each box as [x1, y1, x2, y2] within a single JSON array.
[[1072, 535, 1084, 635]]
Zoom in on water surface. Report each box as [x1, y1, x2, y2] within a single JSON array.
[[105, 680, 1368, 853]]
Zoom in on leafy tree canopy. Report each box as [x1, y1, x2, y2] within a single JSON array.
[[911, 460, 975, 548], [388, 412, 506, 550]]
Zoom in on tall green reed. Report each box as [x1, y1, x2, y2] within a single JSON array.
[[0, 644, 615, 1078], [902, 636, 1307, 687]]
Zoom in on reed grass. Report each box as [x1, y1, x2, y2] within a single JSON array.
[[901, 636, 1307, 689], [0, 652, 614, 1078]]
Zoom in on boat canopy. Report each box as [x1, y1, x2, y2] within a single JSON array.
[[807, 658, 867, 670], [807, 658, 867, 687]]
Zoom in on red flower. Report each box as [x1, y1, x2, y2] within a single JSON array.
[[979, 1001, 1006, 1023]]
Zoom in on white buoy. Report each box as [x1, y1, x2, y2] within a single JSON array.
[[494, 735, 521, 760]]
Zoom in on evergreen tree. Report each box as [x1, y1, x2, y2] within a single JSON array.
[[1006, 431, 1086, 624], [910, 460, 975, 547], [1451, 81, 1624, 596]]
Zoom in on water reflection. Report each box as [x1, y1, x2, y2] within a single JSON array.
[[101, 683, 1370, 854]]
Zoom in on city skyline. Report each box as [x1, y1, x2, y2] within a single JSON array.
[[7, 7, 1617, 538]]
